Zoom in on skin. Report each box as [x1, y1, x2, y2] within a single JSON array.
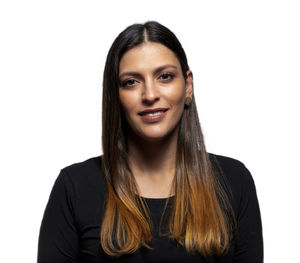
[[118, 42, 193, 198]]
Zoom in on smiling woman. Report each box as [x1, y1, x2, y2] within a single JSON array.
[[37, 21, 263, 262], [118, 42, 193, 142]]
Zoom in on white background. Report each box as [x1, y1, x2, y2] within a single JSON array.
[[0, 0, 299, 262]]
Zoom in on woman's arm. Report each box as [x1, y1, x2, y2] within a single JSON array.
[[234, 164, 263, 263], [37, 170, 80, 263]]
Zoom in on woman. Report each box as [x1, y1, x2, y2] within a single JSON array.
[[38, 21, 263, 262]]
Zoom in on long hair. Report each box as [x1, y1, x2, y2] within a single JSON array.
[[101, 21, 236, 257]]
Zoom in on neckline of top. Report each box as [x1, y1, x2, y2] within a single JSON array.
[[138, 195, 175, 201]]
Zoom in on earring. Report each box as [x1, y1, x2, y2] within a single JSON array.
[[185, 97, 192, 107]]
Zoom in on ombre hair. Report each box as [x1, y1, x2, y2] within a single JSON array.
[[100, 21, 236, 258]]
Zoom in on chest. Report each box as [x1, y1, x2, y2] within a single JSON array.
[[76, 196, 233, 263]]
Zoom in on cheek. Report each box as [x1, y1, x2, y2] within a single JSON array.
[[164, 84, 186, 107], [119, 91, 138, 117]]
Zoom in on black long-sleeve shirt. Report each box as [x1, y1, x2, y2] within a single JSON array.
[[37, 153, 263, 262]]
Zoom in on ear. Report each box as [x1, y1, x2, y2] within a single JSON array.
[[185, 70, 193, 99]]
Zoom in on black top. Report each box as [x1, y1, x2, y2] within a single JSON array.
[[37, 153, 263, 262]]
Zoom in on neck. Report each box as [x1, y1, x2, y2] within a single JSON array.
[[127, 127, 178, 181]]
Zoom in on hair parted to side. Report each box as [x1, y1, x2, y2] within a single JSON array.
[[101, 21, 236, 258]]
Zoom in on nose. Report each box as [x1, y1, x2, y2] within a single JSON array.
[[142, 77, 160, 104]]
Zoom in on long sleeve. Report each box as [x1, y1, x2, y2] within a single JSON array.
[[37, 170, 80, 263], [234, 164, 263, 263], [37, 154, 264, 262]]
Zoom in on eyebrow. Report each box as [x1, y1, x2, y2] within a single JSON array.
[[119, 64, 178, 79]]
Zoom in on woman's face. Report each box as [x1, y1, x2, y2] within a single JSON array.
[[118, 42, 193, 142]]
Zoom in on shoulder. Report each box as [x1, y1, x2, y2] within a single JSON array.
[[58, 155, 106, 197], [44, 156, 107, 233], [208, 152, 258, 211], [208, 152, 254, 186], [61, 155, 104, 178]]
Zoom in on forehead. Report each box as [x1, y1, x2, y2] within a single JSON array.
[[119, 42, 181, 73]]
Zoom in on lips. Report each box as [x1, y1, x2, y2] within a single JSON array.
[[138, 108, 169, 116], [138, 108, 169, 123]]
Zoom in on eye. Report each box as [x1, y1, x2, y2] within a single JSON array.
[[120, 79, 138, 87], [159, 73, 174, 81]]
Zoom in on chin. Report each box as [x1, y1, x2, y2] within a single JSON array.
[[128, 123, 179, 143], [138, 128, 177, 142], [142, 134, 167, 142]]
